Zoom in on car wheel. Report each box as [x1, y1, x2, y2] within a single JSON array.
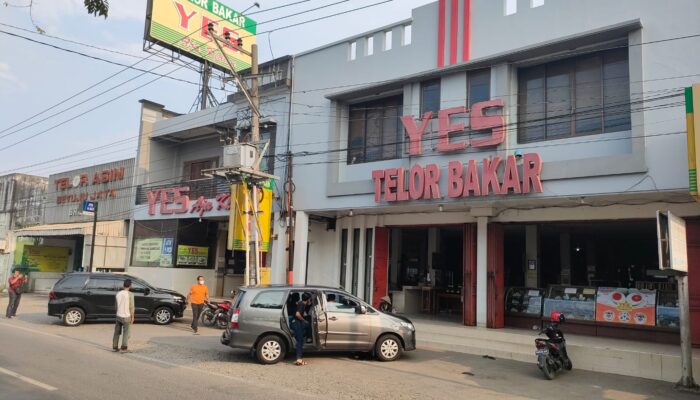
[[153, 307, 173, 325], [63, 307, 85, 327], [375, 334, 403, 362], [256, 335, 286, 365]]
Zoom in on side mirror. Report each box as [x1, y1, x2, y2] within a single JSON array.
[[356, 305, 367, 314], [144, 288, 151, 296]]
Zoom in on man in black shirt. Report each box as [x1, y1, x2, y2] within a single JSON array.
[[293, 292, 312, 366]]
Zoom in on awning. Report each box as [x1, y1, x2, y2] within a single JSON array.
[[13, 220, 127, 238]]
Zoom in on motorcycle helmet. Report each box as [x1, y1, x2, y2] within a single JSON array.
[[550, 311, 565, 323]]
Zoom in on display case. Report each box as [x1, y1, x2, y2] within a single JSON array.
[[543, 286, 597, 321], [505, 287, 544, 316], [656, 290, 680, 329]]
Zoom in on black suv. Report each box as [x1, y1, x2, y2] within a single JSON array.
[[48, 273, 186, 327]]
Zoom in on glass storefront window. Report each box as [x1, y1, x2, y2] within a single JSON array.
[[131, 219, 218, 269]]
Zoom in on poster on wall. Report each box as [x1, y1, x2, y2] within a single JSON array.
[[134, 238, 163, 263], [595, 287, 657, 326], [160, 238, 174, 267], [229, 180, 273, 252], [177, 245, 209, 267], [23, 246, 70, 272]]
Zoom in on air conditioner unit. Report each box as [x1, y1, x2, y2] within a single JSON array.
[[223, 143, 258, 169]]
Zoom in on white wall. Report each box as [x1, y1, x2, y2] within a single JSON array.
[[126, 267, 216, 297], [305, 221, 339, 287]]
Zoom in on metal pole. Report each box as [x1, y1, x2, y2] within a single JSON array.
[[246, 43, 260, 285], [244, 184, 250, 286], [88, 202, 98, 273], [251, 44, 259, 143], [677, 274, 698, 389]]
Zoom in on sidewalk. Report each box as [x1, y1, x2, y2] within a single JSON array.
[[410, 315, 697, 383]]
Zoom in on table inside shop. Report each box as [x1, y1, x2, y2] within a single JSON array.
[[436, 291, 461, 314]]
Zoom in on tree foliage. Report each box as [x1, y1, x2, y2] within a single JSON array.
[[84, 0, 109, 18]]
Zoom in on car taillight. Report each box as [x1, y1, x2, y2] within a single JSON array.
[[230, 308, 240, 329], [535, 341, 546, 349], [49, 291, 57, 300]]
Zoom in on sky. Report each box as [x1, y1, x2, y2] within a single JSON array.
[[0, 0, 434, 177]]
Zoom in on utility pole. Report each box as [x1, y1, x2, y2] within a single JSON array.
[[200, 61, 211, 110], [208, 25, 267, 286], [285, 151, 294, 284]]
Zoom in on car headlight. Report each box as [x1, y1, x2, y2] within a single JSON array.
[[394, 321, 414, 331], [173, 296, 184, 302]]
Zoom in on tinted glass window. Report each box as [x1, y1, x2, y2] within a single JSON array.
[[325, 291, 361, 314], [420, 79, 441, 116], [86, 278, 118, 291], [250, 291, 286, 309], [129, 280, 148, 293], [347, 95, 403, 165], [468, 69, 491, 107], [57, 275, 87, 290]]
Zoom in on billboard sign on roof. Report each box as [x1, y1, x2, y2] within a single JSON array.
[[145, 0, 257, 72]]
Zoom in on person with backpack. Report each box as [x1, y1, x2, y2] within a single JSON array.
[[5, 270, 28, 318]]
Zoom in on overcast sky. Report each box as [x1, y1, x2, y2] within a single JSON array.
[[0, 0, 434, 176]]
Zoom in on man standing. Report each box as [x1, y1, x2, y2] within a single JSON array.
[[113, 279, 134, 353], [186, 275, 209, 335], [293, 292, 312, 366], [5, 270, 28, 319]]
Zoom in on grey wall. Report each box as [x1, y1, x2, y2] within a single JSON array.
[[45, 159, 135, 224], [287, 0, 700, 213]]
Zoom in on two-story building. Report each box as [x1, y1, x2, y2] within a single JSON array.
[[129, 56, 293, 296], [277, 0, 700, 343]]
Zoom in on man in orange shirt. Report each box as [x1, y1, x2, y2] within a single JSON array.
[[186, 275, 209, 334]]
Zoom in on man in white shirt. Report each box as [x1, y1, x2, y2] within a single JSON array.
[[113, 279, 135, 352]]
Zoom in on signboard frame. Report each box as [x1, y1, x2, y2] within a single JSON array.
[[656, 210, 688, 273]]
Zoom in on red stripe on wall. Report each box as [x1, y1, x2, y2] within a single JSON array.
[[462, 0, 471, 61], [437, 0, 446, 68], [450, 0, 458, 65]]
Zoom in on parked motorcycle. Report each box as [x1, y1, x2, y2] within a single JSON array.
[[201, 300, 232, 329], [534, 312, 572, 380]]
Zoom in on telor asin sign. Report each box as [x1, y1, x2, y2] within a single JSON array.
[[372, 100, 544, 203]]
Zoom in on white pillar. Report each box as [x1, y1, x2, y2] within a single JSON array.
[[270, 212, 287, 284], [293, 211, 309, 285], [476, 216, 488, 327]]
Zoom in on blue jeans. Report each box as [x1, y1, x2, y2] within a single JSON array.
[[292, 319, 307, 360]]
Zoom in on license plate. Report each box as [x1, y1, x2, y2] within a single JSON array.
[[536, 348, 549, 355]]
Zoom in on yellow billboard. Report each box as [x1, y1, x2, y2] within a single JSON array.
[[229, 180, 273, 252], [145, 0, 257, 72], [22, 246, 70, 273]]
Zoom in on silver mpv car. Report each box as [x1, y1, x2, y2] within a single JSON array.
[[221, 285, 416, 364]]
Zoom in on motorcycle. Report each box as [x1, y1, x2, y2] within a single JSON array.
[[534, 312, 572, 380], [201, 300, 232, 329]]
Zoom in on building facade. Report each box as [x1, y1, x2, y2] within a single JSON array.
[[128, 56, 293, 296], [274, 0, 700, 343], [10, 159, 134, 291], [0, 173, 47, 290]]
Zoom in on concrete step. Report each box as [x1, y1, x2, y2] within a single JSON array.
[[410, 319, 695, 382]]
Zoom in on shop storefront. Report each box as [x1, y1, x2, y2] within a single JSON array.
[[9, 159, 134, 291], [276, 0, 700, 345]]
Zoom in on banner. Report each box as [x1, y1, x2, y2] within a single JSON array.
[[595, 287, 656, 326], [146, 0, 257, 72], [177, 245, 209, 266], [230, 180, 273, 252], [23, 246, 70, 273]]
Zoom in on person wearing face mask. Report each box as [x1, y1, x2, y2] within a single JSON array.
[[186, 275, 209, 334]]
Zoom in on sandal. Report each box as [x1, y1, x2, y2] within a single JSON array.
[[294, 360, 308, 366]]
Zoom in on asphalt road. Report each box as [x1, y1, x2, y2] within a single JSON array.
[[0, 294, 697, 400]]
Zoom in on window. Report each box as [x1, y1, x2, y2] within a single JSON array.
[[130, 280, 149, 293], [531, 0, 545, 7], [505, 0, 517, 15], [251, 291, 286, 309], [86, 277, 118, 291], [325, 291, 362, 314], [58, 275, 87, 290], [366, 36, 374, 56], [517, 48, 630, 143], [420, 79, 441, 116], [403, 24, 412, 46], [384, 30, 393, 51], [183, 157, 218, 181], [339, 229, 348, 288], [468, 69, 491, 107], [349, 41, 357, 61], [347, 95, 403, 164]]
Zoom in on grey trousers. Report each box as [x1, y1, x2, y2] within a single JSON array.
[[5, 289, 20, 317], [113, 317, 131, 350]]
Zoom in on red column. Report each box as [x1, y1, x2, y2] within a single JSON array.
[[463, 224, 477, 326], [372, 227, 390, 309], [686, 218, 700, 346], [487, 223, 505, 329]]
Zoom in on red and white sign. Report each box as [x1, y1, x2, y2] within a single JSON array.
[[53, 167, 126, 205], [371, 101, 544, 203], [147, 187, 231, 217]]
